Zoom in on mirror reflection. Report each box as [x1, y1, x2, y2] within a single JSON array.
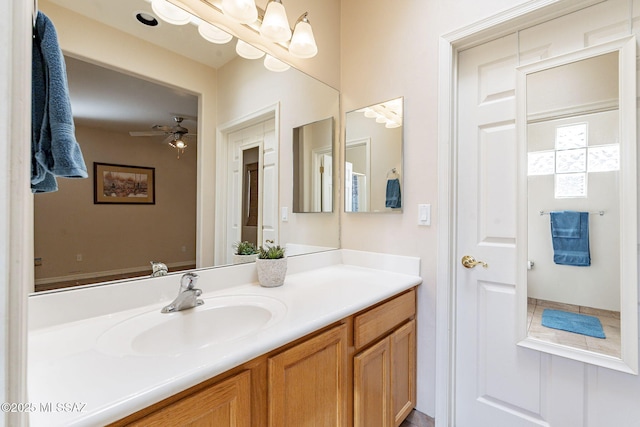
[[34, 0, 340, 292], [292, 118, 334, 213], [518, 38, 638, 373], [344, 97, 403, 213]]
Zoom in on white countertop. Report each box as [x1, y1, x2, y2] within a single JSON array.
[[28, 252, 421, 426]]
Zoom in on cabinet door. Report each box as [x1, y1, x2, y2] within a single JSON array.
[[353, 336, 391, 427], [391, 319, 416, 427], [268, 324, 348, 427], [128, 370, 251, 427]]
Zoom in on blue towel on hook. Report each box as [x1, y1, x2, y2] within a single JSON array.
[[385, 178, 401, 209], [32, 11, 88, 193], [550, 211, 590, 266]]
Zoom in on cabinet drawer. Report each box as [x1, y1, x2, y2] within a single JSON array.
[[354, 289, 415, 349]]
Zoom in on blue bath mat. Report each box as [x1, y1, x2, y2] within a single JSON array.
[[541, 309, 605, 339]]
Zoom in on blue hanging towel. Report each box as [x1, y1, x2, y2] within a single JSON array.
[[32, 11, 88, 193], [385, 178, 401, 209], [550, 211, 590, 266]]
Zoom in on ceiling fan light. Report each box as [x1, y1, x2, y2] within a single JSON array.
[[151, 0, 191, 25], [221, 0, 258, 24], [260, 0, 291, 43], [289, 14, 317, 58], [236, 39, 265, 59], [198, 21, 233, 44], [264, 54, 290, 72]]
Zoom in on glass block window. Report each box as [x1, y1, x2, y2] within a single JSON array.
[[528, 151, 555, 175], [588, 144, 620, 172], [528, 122, 620, 199]]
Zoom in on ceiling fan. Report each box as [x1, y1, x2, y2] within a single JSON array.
[[129, 116, 197, 158]]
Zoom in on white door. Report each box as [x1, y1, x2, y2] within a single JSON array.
[[226, 118, 278, 263], [454, 1, 638, 425], [321, 153, 333, 212], [456, 33, 543, 426]]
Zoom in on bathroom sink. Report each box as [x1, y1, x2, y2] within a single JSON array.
[[96, 295, 287, 357]]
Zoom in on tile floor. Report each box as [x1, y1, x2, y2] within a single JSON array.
[[527, 298, 621, 357], [400, 409, 435, 427]]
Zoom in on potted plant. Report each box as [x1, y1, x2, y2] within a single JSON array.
[[255, 241, 287, 287], [232, 241, 259, 264]]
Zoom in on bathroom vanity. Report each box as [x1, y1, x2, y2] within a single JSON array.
[[28, 250, 421, 426]]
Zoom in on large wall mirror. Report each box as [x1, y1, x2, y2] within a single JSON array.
[[344, 97, 403, 213], [516, 36, 637, 373], [33, 0, 339, 293]]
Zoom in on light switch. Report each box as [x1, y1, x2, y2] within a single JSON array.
[[281, 207, 289, 222], [418, 204, 431, 226]]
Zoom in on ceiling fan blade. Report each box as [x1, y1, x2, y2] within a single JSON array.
[[171, 113, 197, 122], [152, 125, 174, 132], [129, 131, 168, 137]]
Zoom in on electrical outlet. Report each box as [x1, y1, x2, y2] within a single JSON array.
[[181, 246, 187, 253], [76, 254, 83, 262]]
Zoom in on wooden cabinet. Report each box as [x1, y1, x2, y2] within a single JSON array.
[[353, 290, 416, 427], [126, 370, 252, 427], [111, 288, 416, 427], [268, 323, 348, 427]]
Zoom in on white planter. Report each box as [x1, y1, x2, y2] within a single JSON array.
[[256, 257, 287, 287], [233, 253, 258, 264]]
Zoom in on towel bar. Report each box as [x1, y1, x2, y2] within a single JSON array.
[[539, 210, 604, 216]]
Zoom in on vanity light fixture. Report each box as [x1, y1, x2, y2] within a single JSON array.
[[359, 99, 403, 129], [289, 13, 317, 58], [264, 54, 290, 72], [198, 20, 233, 44], [260, 0, 291, 43], [236, 39, 266, 59], [221, 0, 258, 24], [151, 0, 191, 25], [150, 0, 319, 71]]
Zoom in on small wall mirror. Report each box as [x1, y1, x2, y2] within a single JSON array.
[[293, 117, 334, 213], [516, 36, 637, 373], [344, 97, 403, 213]]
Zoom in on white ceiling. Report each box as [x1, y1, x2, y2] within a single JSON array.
[[46, 0, 243, 135]]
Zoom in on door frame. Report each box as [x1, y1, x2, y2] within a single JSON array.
[[215, 103, 279, 266], [434, 1, 605, 425]]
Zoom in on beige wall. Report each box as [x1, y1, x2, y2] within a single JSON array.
[[218, 56, 341, 250], [340, 0, 532, 416], [34, 126, 197, 283]]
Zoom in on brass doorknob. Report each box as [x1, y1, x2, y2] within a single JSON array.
[[461, 255, 488, 269]]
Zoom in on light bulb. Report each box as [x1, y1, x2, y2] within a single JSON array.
[[198, 21, 232, 44], [151, 0, 191, 25], [221, 0, 258, 24], [260, 1, 291, 43], [264, 55, 290, 72], [289, 14, 317, 58], [236, 40, 265, 59]]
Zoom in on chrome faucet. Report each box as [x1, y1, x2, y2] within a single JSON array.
[[161, 272, 204, 313]]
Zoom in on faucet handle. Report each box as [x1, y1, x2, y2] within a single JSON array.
[[180, 272, 199, 291]]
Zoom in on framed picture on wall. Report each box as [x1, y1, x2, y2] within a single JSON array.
[[94, 162, 155, 204]]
